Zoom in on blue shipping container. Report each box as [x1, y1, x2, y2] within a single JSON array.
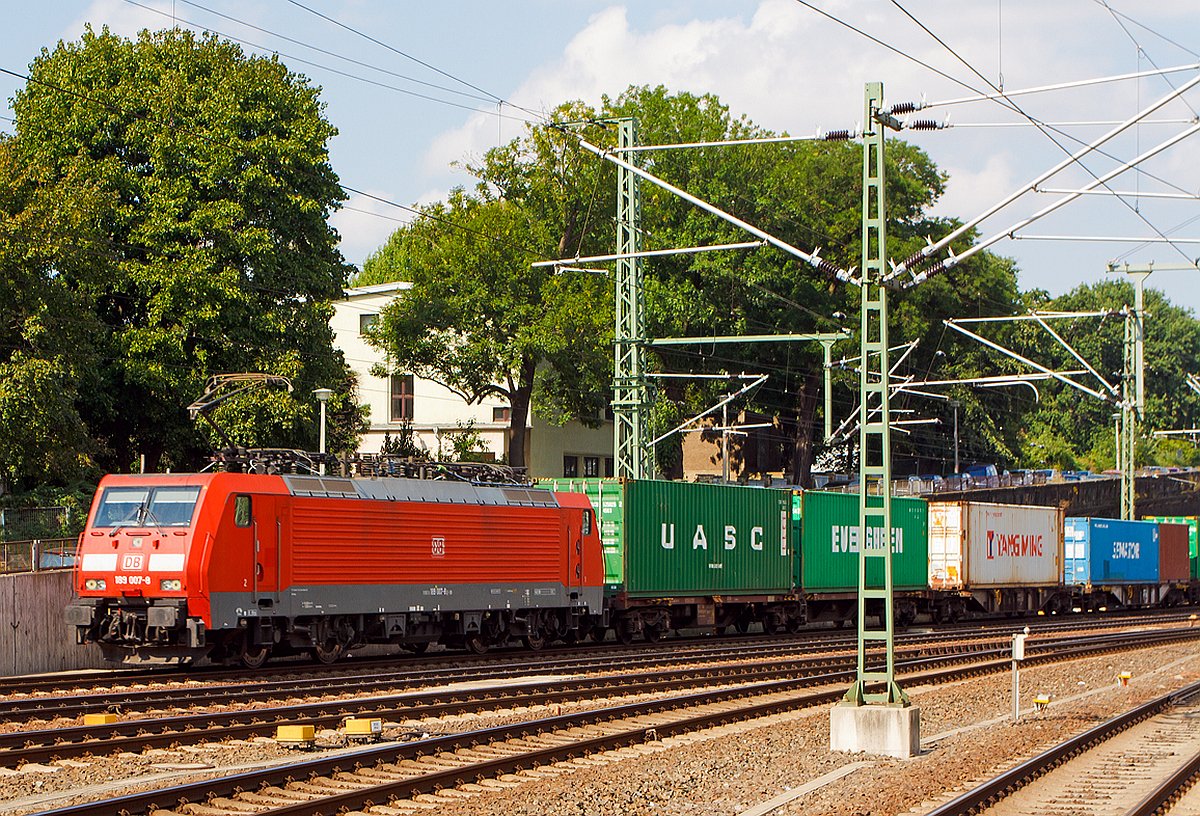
[[1064, 517, 1160, 585]]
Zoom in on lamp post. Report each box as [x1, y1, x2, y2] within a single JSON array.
[[949, 400, 960, 474], [314, 388, 333, 475]]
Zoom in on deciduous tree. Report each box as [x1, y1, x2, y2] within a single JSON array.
[[13, 26, 361, 472]]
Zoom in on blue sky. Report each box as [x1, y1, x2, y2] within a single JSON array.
[[3, 1, 1200, 312]]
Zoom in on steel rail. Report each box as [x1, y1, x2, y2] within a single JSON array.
[[24, 627, 1200, 816], [1124, 745, 1200, 816], [3, 633, 1032, 762], [3, 607, 1189, 700], [924, 679, 1200, 816]]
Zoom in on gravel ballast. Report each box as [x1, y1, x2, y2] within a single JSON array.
[[4, 637, 1199, 815]]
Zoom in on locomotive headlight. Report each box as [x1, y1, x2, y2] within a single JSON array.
[[85, 578, 106, 591], [160, 578, 182, 592]]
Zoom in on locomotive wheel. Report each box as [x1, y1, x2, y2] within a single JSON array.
[[310, 641, 343, 664], [240, 642, 271, 670], [465, 635, 489, 654], [401, 642, 429, 655], [589, 626, 608, 644], [523, 633, 546, 651]]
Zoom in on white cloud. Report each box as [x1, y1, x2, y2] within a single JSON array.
[[418, 1, 1200, 308], [933, 153, 1018, 226]]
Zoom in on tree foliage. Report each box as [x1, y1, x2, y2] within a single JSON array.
[[599, 86, 1023, 481], [1010, 280, 1200, 471], [360, 110, 614, 468], [361, 85, 1026, 480], [0, 136, 108, 489], [9, 26, 363, 477]]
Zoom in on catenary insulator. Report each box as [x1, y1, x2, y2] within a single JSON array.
[[897, 248, 926, 271], [889, 102, 918, 116], [815, 258, 844, 277], [922, 259, 948, 278], [822, 129, 853, 142]]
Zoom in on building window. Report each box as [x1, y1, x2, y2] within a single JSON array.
[[390, 375, 414, 422], [583, 456, 600, 477], [359, 313, 378, 335], [492, 406, 511, 422], [563, 455, 579, 478], [605, 457, 615, 477]]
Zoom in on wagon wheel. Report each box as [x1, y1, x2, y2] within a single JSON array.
[[523, 633, 546, 651], [239, 641, 271, 670], [401, 642, 429, 655], [310, 641, 343, 664], [786, 616, 803, 634], [615, 619, 637, 645], [643, 623, 663, 644], [714, 626, 728, 636], [465, 635, 489, 654], [589, 626, 608, 644], [734, 617, 750, 634], [762, 612, 784, 636]]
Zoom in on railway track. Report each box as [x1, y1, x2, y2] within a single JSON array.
[[5, 611, 1187, 721], [926, 680, 1200, 816], [5, 609, 1190, 701], [12, 624, 1200, 816], [1, 618, 1187, 737]]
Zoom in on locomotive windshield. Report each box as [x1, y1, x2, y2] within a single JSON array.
[[94, 486, 202, 529]]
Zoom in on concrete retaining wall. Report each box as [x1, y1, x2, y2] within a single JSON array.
[[0, 570, 107, 676]]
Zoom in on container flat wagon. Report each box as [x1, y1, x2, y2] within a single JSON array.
[[929, 501, 1066, 617], [542, 478, 799, 641], [1063, 517, 1186, 609], [793, 490, 929, 627]]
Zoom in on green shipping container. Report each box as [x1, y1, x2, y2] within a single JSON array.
[[796, 490, 929, 592], [538, 478, 793, 596], [622, 480, 792, 597], [1143, 516, 1199, 581]]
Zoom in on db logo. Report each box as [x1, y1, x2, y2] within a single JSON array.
[[121, 553, 144, 571], [431, 537, 446, 558]]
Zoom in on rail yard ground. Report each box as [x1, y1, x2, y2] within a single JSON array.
[[407, 638, 1200, 816], [2, 627, 1199, 816]]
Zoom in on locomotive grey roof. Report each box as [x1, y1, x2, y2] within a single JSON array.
[[281, 475, 558, 507]]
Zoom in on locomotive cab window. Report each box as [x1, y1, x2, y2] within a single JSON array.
[[582, 509, 592, 536], [234, 495, 252, 527], [94, 485, 202, 528]]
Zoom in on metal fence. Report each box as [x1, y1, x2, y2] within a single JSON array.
[[0, 539, 76, 574], [0, 506, 73, 542]]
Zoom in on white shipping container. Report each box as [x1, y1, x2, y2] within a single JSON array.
[[929, 501, 1064, 589]]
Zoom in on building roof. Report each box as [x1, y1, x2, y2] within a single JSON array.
[[342, 281, 412, 300]]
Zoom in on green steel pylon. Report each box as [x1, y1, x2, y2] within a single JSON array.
[[612, 117, 652, 481], [843, 82, 908, 708]]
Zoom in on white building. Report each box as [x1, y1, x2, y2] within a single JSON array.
[[331, 282, 614, 479]]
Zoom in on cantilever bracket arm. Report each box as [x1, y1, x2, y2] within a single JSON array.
[[187, 374, 295, 450]]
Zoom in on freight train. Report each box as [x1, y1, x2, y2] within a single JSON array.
[[66, 466, 1200, 667]]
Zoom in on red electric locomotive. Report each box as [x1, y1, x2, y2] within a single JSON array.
[[66, 470, 605, 666]]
